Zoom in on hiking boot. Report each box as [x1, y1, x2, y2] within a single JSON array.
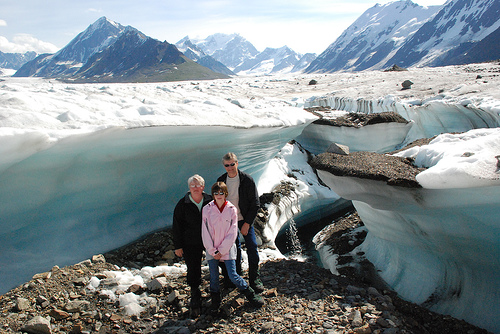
[[250, 278, 265, 294], [249, 265, 264, 293], [210, 291, 221, 313], [242, 287, 264, 308], [189, 288, 201, 317]]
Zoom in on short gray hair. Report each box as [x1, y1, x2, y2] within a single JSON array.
[[187, 174, 205, 187]]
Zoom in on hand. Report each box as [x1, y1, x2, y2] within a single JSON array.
[[240, 222, 250, 236], [175, 248, 183, 257], [214, 252, 222, 261]]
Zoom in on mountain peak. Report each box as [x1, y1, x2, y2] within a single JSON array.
[[305, 0, 440, 72]]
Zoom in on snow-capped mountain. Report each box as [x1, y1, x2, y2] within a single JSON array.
[[306, 0, 500, 73], [71, 30, 228, 83], [184, 34, 315, 75], [185, 33, 260, 70], [306, 0, 440, 73], [0, 51, 37, 70], [175, 37, 235, 76], [15, 17, 127, 78], [291, 53, 318, 73], [15, 17, 229, 83], [233, 46, 310, 75], [387, 0, 500, 67]]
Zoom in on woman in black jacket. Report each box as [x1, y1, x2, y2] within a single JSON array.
[[172, 174, 212, 316]]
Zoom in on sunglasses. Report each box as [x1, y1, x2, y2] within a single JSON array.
[[190, 184, 203, 188], [213, 192, 225, 195], [224, 162, 236, 167]]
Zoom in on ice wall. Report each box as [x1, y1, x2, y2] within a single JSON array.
[[296, 121, 413, 154], [0, 124, 306, 294], [305, 95, 500, 147], [316, 171, 500, 333], [256, 142, 345, 246]]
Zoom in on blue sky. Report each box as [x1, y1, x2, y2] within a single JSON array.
[[0, 0, 448, 55]]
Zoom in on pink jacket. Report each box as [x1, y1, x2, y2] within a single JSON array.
[[202, 200, 238, 261]]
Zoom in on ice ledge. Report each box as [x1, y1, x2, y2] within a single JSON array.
[[311, 151, 424, 188], [312, 159, 500, 333]]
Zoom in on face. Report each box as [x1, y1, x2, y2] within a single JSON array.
[[189, 180, 204, 196], [223, 159, 238, 177], [213, 189, 226, 201]]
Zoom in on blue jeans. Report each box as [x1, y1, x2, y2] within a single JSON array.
[[237, 222, 260, 269], [208, 259, 248, 293]]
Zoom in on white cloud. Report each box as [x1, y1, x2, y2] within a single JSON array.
[[0, 34, 59, 54], [0, 20, 7, 27]]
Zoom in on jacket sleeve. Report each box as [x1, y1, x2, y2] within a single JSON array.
[[217, 206, 239, 256], [172, 198, 184, 250], [201, 206, 216, 256], [242, 174, 260, 225]]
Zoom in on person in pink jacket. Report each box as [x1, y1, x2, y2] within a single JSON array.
[[202, 181, 264, 312]]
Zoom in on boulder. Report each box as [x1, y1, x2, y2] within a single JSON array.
[[326, 143, 349, 155], [401, 80, 413, 89], [21, 316, 52, 334], [16, 297, 31, 311]]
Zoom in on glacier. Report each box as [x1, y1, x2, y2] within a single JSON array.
[[305, 107, 500, 332], [0, 63, 499, 332], [0, 125, 309, 293], [0, 75, 317, 294]]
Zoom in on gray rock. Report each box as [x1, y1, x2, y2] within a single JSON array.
[[99, 277, 119, 287], [326, 143, 349, 155], [16, 297, 31, 311], [147, 277, 168, 292], [36, 295, 49, 308], [21, 316, 52, 334], [92, 254, 106, 263], [64, 300, 90, 313], [78, 259, 92, 267], [167, 290, 180, 303], [72, 277, 88, 286], [349, 309, 363, 328], [401, 80, 413, 89]]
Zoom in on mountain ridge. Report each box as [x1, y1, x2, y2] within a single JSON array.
[[14, 17, 229, 83], [305, 0, 441, 73], [306, 0, 500, 73], [5, 0, 500, 78]]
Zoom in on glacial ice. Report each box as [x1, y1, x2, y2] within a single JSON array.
[[0, 124, 307, 294], [0, 66, 499, 332], [316, 170, 500, 333], [305, 94, 500, 147], [305, 95, 500, 332]]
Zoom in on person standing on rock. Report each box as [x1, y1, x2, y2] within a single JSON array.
[[172, 174, 212, 316], [202, 181, 264, 311], [217, 152, 264, 293]]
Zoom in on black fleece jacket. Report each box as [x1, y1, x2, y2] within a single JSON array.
[[172, 192, 212, 250]]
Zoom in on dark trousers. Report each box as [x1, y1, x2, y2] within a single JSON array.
[[183, 245, 204, 288]]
